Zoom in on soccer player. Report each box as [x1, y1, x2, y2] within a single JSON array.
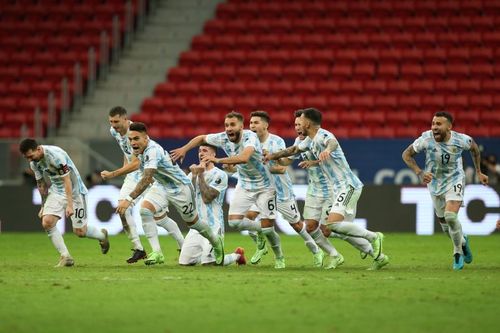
[[247, 111, 324, 267], [283, 110, 376, 269], [402, 111, 488, 270], [171, 111, 285, 269], [179, 144, 246, 266], [114, 122, 224, 265], [101, 106, 184, 263], [265, 108, 388, 270], [19, 138, 110, 267]]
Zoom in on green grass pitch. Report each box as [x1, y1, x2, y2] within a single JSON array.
[[1, 232, 500, 333]]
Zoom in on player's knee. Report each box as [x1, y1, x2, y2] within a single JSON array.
[[320, 225, 331, 237], [444, 211, 458, 225], [139, 207, 154, 219], [290, 221, 302, 232], [305, 220, 319, 233], [228, 219, 243, 230]]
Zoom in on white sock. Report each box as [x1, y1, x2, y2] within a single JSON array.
[[297, 223, 319, 254], [156, 216, 184, 249], [85, 225, 105, 241], [327, 222, 377, 241], [46, 226, 70, 256], [330, 232, 373, 256], [445, 211, 464, 254], [124, 209, 143, 250], [190, 220, 218, 246], [310, 227, 338, 256], [262, 226, 283, 258], [248, 231, 258, 244], [229, 218, 261, 232], [223, 253, 239, 266], [140, 208, 162, 253], [439, 222, 450, 236]]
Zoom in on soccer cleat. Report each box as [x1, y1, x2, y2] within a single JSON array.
[[256, 232, 266, 250], [54, 255, 74, 268], [250, 246, 268, 265], [274, 256, 286, 269], [99, 228, 110, 254], [324, 253, 344, 270], [453, 253, 464, 271], [213, 236, 224, 265], [234, 247, 246, 265], [368, 255, 389, 271], [144, 251, 165, 265], [360, 251, 368, 260], [462, 235, 473, 264], [126, 249, 147, 264], [313, 250, 324, 267], [371, 232, 384, 260]]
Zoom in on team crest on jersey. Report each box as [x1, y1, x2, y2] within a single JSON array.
[[215, 178, 222, 184], [145, 155, 149, 161], [451, 147, 457, 153]]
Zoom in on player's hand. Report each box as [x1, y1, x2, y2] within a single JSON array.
[[38, 206, 44, 219], [170, 147, 186, 164], [222, 164, 237, 173], [116, 200, 131, 215], [65, 205, 74, 218], [262, 150, 272, 164], [101, 170, 113, 180], [477, 172, 489, 185], [319, 150, 331, 161], [201, 155, 217, 164], [418, 171, 433, 184], [298, 161, 315, 169], [190, 164, 205, 175]]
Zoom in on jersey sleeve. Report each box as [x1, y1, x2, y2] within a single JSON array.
[[205, 132, 225, 148], [49, 150, 71, 178], [241, 133, 258, 149], [412, 134, 427, 153], [209, 170, 228, 193], [459, 133, 473, 150], [30, 161, 43, 180], [318, 130, 335, 146], [143, 146, 159, 169], [298, 137, 312, 151]]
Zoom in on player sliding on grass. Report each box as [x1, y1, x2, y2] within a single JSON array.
[[180, 144, 246, 266], [19, 139, 110, 267], [171, 111, 286, 269], [114, 122, 224, 266], [101, 106, 184, 264], [265, 108, 388, 270], [402, 111, 488, 270]]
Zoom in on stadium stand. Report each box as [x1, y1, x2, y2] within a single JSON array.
[[134, 0, 500, 138]]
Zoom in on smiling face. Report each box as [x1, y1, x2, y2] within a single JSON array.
[[431, 116, 452, 142], [249, 116, 268, 137], [128, 130, 148, 155], [109, 114, 129, 135], [224, 116, 243, 143], [23, 146, 44, 162]]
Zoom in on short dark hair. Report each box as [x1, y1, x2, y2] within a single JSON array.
[[301, 107, 322, 125], [434, 111, 453, 124], [294, 109, 303, 118], [19, 138, 39, 154], [250, 110, 270, 124], [201, 143, 218, 153], [109, 106, 127, 117], [225, 111, 244, 123], [129, 122, 148, 133]]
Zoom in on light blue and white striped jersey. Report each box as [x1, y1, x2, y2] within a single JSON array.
[[189, 167, 228, 232], [30, 145, 88, 197], [206, 130, 270, 190], [293, 137, 333, 198], [412, 130, 472, 196], [298, 128, 363, 190], [139, 139, 191, 192], [262, 133, 295, 202], [110, 124, 141, 182]]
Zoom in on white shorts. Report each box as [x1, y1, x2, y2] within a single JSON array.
[[178, 227, 222, 265], [303, 195, 333, 224], [119, 177, 140, 201], [143, 182, 197, 222], [43, 192, 88, 228], [229, 186, 276, 219], [431, 184, 465, 218], [249, 198, 301, 223], [329, 185, 362, 222]]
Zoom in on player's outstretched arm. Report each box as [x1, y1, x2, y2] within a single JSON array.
[[402, 144, 432, 184], [319, 138, 339, 161], [204, 146, 255, 165], [265, 145, 301, 162], [116, 168, 155, 215], [469, 140, 489, 185], [197, 173, 220, 204], [101, 157, 140, 180], [170, 135, 207, 163]]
